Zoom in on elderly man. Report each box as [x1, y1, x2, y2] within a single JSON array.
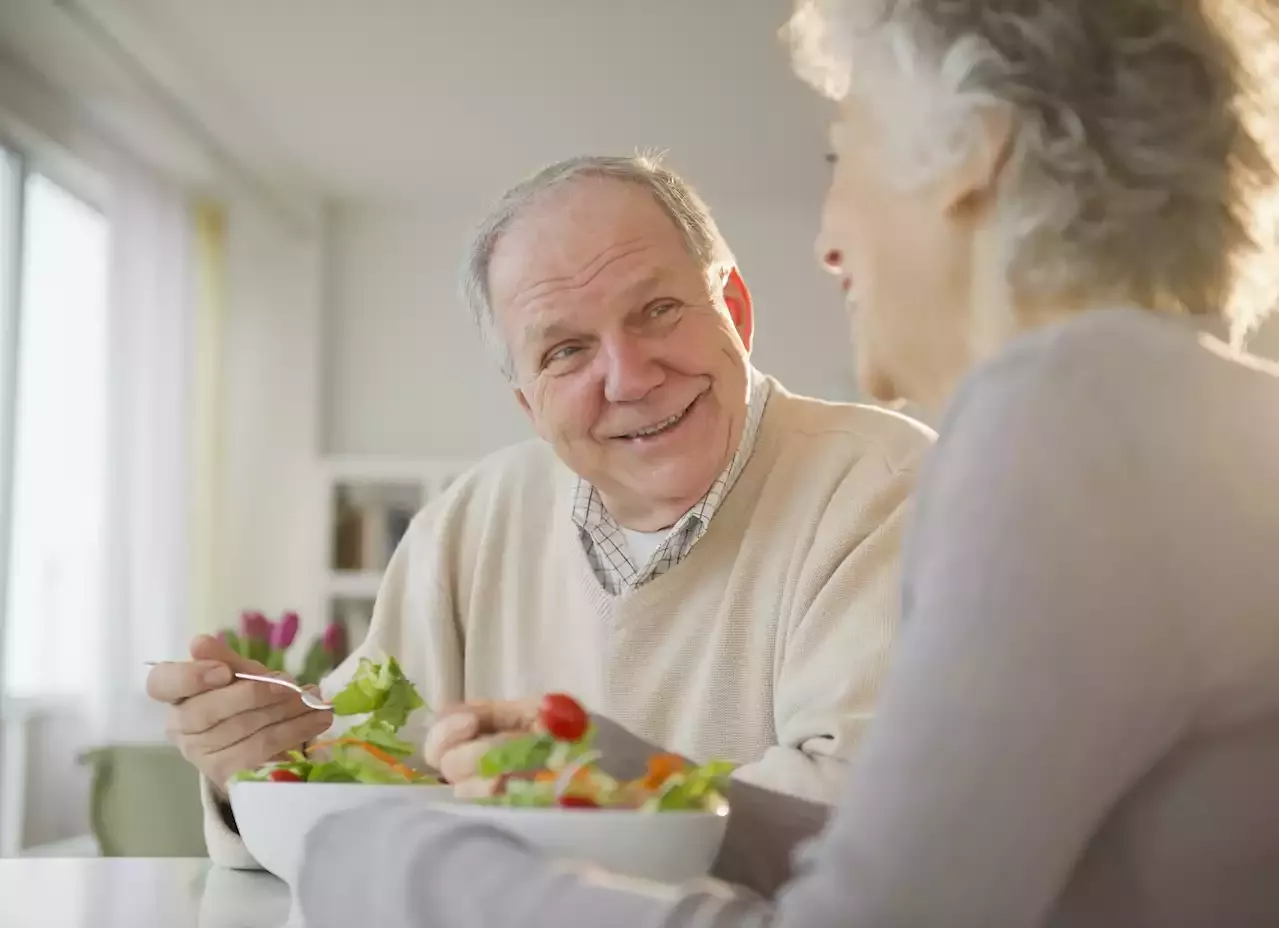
[[146, 154, 932, 869]]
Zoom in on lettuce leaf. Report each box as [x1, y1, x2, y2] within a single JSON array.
[[477, 733, 556, 778], [232, 656, 435, 787], [646, 760, 735, 812], [329, 656, 425, 724], [344, 718, 416, 758]]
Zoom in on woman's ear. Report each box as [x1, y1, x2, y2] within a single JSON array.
[[943, 105, 1014, 217]]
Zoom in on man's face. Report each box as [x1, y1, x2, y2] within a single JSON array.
[[488, 177, 754, 531]]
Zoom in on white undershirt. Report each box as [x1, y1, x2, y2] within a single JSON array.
[[620, 527, 670, 568]]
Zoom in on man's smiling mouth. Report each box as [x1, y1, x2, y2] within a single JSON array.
[[617, 394, 700, 441]]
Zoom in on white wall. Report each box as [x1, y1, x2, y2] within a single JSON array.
[[323, 203, 525, 456], [207, 200, 328, 637], [323, 194, 859, 458]]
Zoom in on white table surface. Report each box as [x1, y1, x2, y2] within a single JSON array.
[[0, 858, 295, 928]]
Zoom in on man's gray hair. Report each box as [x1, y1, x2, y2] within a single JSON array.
[[461, 154, 737, 383], [785, 0, 1278, 343]]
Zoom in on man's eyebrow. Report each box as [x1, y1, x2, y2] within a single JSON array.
[[522, 319, 579, 348], [621, 270, 664, 301]]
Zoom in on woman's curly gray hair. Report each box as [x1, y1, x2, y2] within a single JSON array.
[[785, 0, 1278, 342]]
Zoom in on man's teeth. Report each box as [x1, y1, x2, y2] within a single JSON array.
[[626, 408, 687, 439]]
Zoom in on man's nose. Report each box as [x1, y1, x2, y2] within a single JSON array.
[[601, 335, 664, 404]]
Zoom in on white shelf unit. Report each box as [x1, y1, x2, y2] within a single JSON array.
[[318, 456, 474, 640], [325, 570, 385, 600]]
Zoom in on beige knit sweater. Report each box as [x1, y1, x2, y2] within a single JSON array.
[[202, 379, 934, 868]]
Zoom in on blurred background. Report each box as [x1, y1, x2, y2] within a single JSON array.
[[0, 0, 1273, 859]]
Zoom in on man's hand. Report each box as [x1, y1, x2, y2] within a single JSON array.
[[146, 634, 333, 794], [423, 698, 540, 796]]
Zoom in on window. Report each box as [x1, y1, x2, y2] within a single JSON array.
[[0, 147, 109, 698], [0, 143, 17, 703]]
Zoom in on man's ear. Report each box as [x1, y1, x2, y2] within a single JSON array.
[[721, 267, 755, 351], [943, 104, 1014, 217]]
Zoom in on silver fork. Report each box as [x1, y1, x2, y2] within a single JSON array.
[[144, 661, 333, 711]]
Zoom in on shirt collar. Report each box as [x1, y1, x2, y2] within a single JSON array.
[[571, 366, 771, 563]]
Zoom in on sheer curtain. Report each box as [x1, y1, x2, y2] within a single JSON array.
[[0, 150, 196, 851], [89, 158, 194, 741]]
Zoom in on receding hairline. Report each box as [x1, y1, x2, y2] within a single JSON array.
[[485, 170, 718, 279], [485, 177, 720, 336], [461, 153, 736, 382]]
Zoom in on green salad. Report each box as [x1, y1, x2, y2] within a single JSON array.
[[232, 656, 439, 786], [472, 693, 734, 812], [231, 666, 733, 811]]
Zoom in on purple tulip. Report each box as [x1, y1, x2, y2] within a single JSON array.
[[321, 621, 347, 656], [240, 610, 270, 642], [271, 611, 300, 650]]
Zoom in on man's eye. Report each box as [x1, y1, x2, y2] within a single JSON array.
[[647, 300, 679, 319], [544, 344, 581, 366]]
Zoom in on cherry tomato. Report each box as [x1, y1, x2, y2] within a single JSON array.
[[268, 768, 303, 782], [557, 794, 599, 809], [539, 692, 589, 742]]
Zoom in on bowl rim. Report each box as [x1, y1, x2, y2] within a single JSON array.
[[229, 780, 452, 791], [441, 802, 731, 819]]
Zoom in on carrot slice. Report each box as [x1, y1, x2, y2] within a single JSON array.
[[641, 753, 687, 789], [306, 738, 419, 781], [532, 767, 593, 785]]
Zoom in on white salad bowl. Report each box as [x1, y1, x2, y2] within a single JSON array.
[[228, 780, 454, 886], [436, 802, 731, 883]]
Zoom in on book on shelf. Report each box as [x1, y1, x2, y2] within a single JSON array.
[[333, 487, 419, 574]]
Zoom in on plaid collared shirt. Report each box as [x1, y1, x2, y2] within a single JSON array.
[[571, 369, 772, 595]]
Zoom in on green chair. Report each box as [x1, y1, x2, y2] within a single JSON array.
[[80, 744, 208, 857]]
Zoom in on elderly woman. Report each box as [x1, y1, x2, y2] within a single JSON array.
[[297, 1, 1277, 925]]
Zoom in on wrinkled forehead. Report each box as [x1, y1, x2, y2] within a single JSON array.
[[487, 178, 699, 319]]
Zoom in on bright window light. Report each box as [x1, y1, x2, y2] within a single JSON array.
[[2, 174, 108, 698]]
